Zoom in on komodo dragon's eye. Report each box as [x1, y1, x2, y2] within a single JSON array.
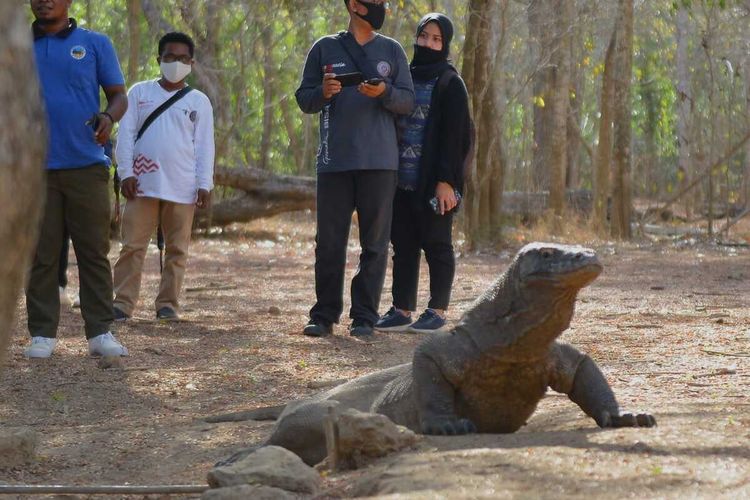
[[540, 248, 554, 259]]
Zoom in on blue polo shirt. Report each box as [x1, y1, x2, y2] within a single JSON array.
[[32, 19, 125, 170]]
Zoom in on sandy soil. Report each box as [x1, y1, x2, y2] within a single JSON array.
[[1, 212, 749, 499]]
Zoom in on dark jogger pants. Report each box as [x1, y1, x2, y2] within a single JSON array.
[[26, 165, 114, 339], [310, 170, 397, 326], [390, 188, 455, 312]]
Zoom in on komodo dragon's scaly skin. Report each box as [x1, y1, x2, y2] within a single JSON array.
[[218, 243, 656, 466]]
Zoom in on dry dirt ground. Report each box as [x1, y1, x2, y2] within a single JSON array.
[[1, 212, 749, 499]]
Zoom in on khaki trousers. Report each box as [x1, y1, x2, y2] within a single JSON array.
[[113, 197, 195, 315]]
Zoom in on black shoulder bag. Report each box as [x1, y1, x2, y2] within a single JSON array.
[[335, 31, 380, 81], [135, 86, 193, 142]]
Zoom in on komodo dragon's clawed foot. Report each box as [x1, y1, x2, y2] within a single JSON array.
[[422, 418, 478, 436], [598, 412, 657, 428]]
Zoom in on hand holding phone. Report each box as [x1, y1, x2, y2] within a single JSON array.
[[430, 184, 462, 215], [358, 78, 386, 98], [86, 112, 113, 145], [332, 72, 364, 87], [323, 73, 343, 99]]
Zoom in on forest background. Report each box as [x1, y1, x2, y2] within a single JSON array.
[[46, 0, 750, 247]]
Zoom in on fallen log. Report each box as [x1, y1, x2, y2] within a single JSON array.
[[199, 166, 594, 226], [501, 190, 593, 218], [195, 166, 316, 226], [214, 166, 316, 199]]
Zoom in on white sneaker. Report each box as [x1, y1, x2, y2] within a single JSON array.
[[25, 337, 58, 358], [88, 332, 129, 357], [59, 287, 71, 307]]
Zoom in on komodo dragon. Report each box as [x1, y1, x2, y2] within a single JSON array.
[[216, 243, 656, 466]]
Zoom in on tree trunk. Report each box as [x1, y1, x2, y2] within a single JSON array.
[[610, 0, 634, 239], [126, 0, 141, 85], [488, 2, 509, 231], [702, 18, 718, 238], [592, 25, 617, 235], [259, 26, 275, 170], [85, 0, 93, 25], [675, 5, 693, 217], [0, 5, 47, 365], [547, 0, 573, 217], [566, 15, 584, 190], [280, 96, 304, 172], [463, 0, 506, 246], [528, 0, 554, 192], [744, 53, 750, 207], [460, 0, 482, 245]]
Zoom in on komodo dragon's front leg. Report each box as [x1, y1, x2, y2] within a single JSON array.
[[549, 343, 656, 428], [413, 345, 477, 435]]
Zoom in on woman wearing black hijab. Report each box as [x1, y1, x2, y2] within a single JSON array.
[[376, 12, 472, 333]]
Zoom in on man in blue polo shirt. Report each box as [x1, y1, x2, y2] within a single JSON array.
[[26, 0, 129, 358]]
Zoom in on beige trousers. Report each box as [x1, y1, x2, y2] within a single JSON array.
[[113, 197, 195, 315]]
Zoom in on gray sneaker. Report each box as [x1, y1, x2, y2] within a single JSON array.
[[25, 337, 58, 358], [88, 332, 129, 357]]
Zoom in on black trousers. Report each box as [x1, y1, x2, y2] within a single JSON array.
[[59, 229, 69, 289], [390, 188, 455, 311], [310, 170, 397, 326]]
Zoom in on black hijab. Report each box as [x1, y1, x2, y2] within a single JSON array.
[[410, 12, 455, 82]]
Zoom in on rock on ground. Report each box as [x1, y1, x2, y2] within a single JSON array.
[[207, 445, 320, 494], [202, 484, 297, 500], [336, 408, 419, 468], [0, 428, 38, 467]]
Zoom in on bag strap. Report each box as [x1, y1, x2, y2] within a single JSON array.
[[436, 68, 457, 94], [335, 31, 380, 80], [136, 86, 193, 142]]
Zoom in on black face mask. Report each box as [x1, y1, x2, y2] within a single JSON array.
[[356, 0, 386, 30], [412, 44, 444, 66]]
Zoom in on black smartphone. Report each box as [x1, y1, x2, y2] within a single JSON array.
[[429, 190, 463, 215], [333, 72, 363, 87], [86, 113, 101, 131], [364, 77, 384, 85]]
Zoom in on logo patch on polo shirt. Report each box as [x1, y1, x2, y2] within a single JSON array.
[[377, 61, 391, 77], [70, 45, 87, 60]]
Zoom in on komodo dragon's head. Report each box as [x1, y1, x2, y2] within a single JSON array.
[[458, 243, 602, 353], [515, 242, 602, 291]]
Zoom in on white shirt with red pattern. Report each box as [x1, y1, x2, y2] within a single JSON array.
[[115, 79, 214, 204]]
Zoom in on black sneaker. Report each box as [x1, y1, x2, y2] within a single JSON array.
[[303, 320, 332, 337], [375, 306, 413, 332], [156, 307, 179, 321], [113, 306, 130, 322], [349, 320, 374, 338], [409, 309, 447, 333]]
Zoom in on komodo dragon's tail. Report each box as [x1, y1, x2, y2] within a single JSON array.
[[213, 444, 263, 468], [202, 404, 286, 423]]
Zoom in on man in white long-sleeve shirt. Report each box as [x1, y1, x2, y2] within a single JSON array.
[[113, 32, 214, 321]]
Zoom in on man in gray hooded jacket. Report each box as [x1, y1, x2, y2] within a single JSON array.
[[296, 0, 414, 338]]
